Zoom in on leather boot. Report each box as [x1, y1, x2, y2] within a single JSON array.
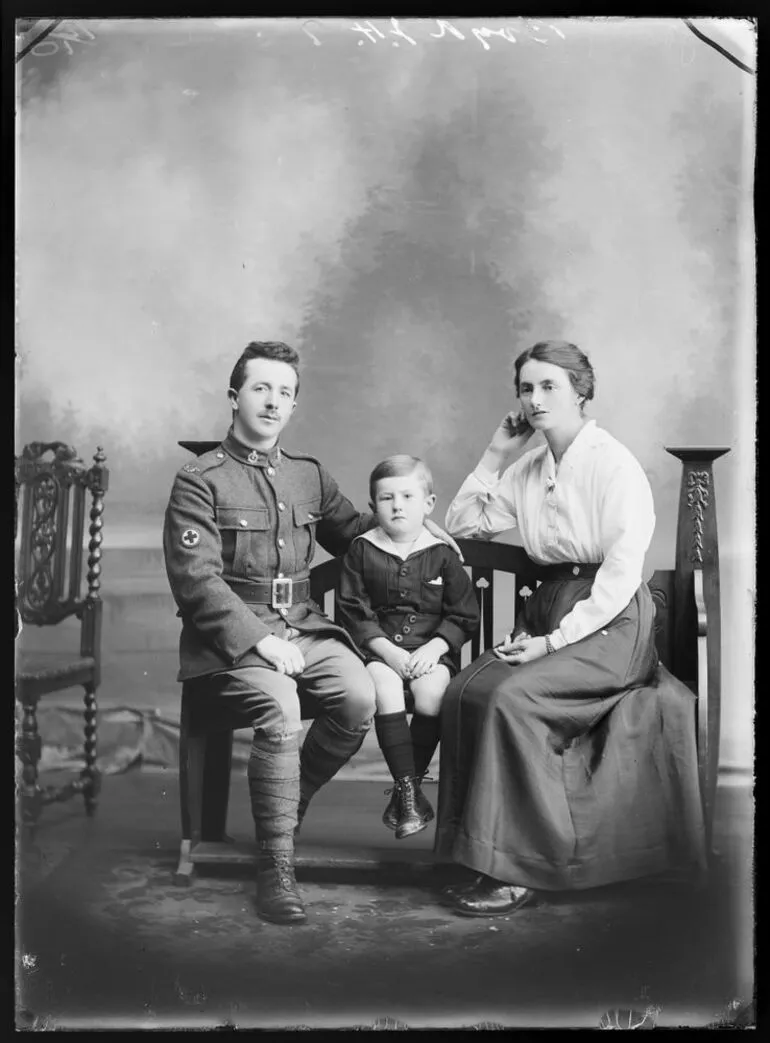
[[382, 787, 399, 831], [255, 852, 307, 925], [384, 776, 435, 832], [394, 777, 433, 839], [439, 875, 483, 905], [450, 874, 536, 918]]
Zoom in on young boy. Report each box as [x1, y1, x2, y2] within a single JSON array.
[[337, 455, 480, 839]]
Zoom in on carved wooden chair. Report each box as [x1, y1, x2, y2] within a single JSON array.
[[171, 444, 727, 884], [15, 441, 109, 828]]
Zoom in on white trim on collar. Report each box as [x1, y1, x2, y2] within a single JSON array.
[[358, 526, 445, 560]]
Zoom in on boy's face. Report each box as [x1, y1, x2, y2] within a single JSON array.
[[371, 473, 436, 542], [228, 358, 297, 448]]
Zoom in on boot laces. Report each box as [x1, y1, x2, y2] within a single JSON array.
[[397, 777, 418, 814], [262, 854, 298, 892]]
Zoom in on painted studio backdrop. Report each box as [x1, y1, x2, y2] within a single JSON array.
[[16, 18, 755, 774]]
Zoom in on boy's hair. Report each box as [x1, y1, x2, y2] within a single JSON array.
[[369, 455, 434, 503], [228, 341, 301, 397]]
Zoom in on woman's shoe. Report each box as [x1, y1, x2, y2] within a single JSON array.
[[450, 875, 536, 917], [439, 875, 483, 905], [393, 777, 433, 839]]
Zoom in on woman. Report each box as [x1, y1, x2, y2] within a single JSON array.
[[435, 340, 706, 917]]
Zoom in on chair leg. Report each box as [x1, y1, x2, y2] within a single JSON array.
[[173, 839, 196, 887], [201, 729, 234, 842], [19, 698, 43, 828], [82, 682, 100, 816]]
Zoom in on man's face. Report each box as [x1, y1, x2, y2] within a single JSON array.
[[228, 358, 297, 448]]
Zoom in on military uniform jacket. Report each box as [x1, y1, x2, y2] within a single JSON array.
[[336, 527, 480, 667], [163, 428, 375, 681]]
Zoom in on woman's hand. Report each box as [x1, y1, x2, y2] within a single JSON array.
[[493, 633, 548, 665], [487, 411, 535, 458], [424, 519, 464, 563]]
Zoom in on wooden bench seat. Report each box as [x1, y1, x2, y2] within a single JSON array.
[[171, 444, 728, 884]]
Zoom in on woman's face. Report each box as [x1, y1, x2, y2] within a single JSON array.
[[518, 359, 584, 432]]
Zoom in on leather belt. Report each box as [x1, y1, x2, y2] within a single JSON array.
[[227, 577, 311, 609], [534, 561, 601, 582]]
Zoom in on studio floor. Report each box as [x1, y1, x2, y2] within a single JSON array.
[[15, 770, 754, 1031]]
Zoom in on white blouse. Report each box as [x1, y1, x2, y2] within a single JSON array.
[[445, 420, 656, 650]]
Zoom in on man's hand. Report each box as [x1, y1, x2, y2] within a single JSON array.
[[493, 633, 547, 666], [407, 638, 449, 679], [256, 634, 305, 676], [424, 518, 464, 563]]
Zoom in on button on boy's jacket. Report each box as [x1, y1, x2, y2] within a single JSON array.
[[163, 428, 374, 681]]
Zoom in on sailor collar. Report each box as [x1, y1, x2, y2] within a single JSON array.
[[359, 526, 445, 561]]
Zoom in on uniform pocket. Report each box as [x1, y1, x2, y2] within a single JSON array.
[[215, 506, 270, 531], [216, 506, 270, 575], [293, 500, 322, 527], [293, 499, 322, 563]]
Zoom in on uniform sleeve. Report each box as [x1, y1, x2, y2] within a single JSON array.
[[336, 540, 390, 650], [445, 460, 519, 539], [434, 552, 481, 653], [547, 456, 656, 650], [163, 468, 273, 660], [315, 465, 376, 557]]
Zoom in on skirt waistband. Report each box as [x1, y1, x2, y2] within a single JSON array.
[[533, 561, 601, 582]]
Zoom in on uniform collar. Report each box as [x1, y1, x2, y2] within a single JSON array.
[[359, 526, 444, 561], [222, 428, 282, 468]]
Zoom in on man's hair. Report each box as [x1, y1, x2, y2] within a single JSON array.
[[369, 455, 434, 503], [512, 340, 595, 405], [228, 341, 301, 397]]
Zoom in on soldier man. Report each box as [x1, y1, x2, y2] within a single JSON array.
[[163, 340, 459, 925]]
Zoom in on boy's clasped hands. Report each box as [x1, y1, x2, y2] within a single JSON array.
[[377, 636, 450, 680]]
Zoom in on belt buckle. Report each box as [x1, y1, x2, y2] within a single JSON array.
[[272, 577, 293, 609]]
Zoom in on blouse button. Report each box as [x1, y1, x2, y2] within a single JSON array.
[[277, 538, 285, 548], [267, 467, 275, 477], [400, 566, 408, 576], [394, 634, 403, 643]]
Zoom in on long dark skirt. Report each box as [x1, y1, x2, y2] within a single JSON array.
[[434, 577, 707, 891]]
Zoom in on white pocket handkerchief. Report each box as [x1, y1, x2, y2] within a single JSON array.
[[427, 576, 444, 585]]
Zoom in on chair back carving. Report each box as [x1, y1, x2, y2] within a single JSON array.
[[15, 441, 109, 628]]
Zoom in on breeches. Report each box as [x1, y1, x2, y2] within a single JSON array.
[[186, 633, 376, 740]]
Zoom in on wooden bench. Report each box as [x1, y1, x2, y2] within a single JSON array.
[[171, 444, 728, 884]]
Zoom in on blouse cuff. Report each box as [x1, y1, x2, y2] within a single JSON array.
[[547, 628, 568, 652]]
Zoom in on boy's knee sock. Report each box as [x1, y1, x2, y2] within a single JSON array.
[[299, 714, 368, 814], [410, 712, 441, 778], [375, 711, 416, 781], [247, 733, 300, 853]]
